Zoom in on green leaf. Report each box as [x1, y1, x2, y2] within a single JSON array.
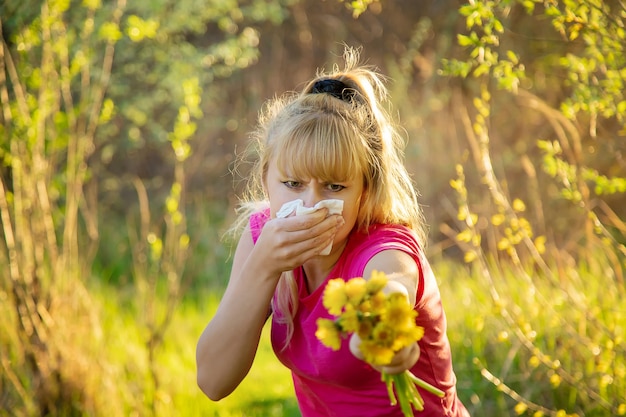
[[473, 63, 490, 77], [458, 34, 474, 47]]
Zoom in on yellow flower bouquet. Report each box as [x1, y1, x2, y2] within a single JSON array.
[[315, 270, 444, 416]]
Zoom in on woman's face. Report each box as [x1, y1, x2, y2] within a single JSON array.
[[264, 156, 364, 243]]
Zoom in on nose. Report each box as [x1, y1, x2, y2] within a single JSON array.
[[302, 183, 324, 208]]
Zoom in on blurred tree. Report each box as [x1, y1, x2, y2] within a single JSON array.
[[0, 0, 292, 414], [1, 1, 131, 413], [441, 0, 626, 257], [440, 1, 626, 415], [327, 0, 626, 252], [93, 0, 293, 209], [223, 0, 463, 228]]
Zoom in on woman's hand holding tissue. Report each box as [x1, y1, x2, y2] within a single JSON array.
[[254, 199, 345, 274], [276, 199, 344, 255]]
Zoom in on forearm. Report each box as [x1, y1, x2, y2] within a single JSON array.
[[196, 254, 279, 400], [196, 211, 339, 399]]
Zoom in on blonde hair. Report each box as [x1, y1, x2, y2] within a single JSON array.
[[232, 48, 425, 346]]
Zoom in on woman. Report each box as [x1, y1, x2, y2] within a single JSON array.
[[196, 48, 469, 417]]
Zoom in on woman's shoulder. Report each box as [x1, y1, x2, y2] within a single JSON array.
[[355, 223, 421, 246], [344, 223, 423, 263], [334, 223, 423, 280]]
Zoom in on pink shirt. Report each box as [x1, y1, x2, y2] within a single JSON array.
[[250, 210, 469, 417]]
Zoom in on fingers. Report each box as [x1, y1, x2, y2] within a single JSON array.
[[282, 208, 338, 237], [382, 280, 410, 300], [350, 333, 421, 375], [258, 211, 344, 270], [277, 211, 343, 249], [349, 333, 365, 360], [381, 343, 420, 375]]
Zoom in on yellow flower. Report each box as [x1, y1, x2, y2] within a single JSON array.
[[316, 270, 444, 417], [339, 304, 360, 333], [550, 373, 561, 387], [356, 316, 375, 339], [514, 402, 528, 415], [315, 318, 342, 350], [382, 293, 417, 331], [392, 326, 424, 351], [512, 198, 526, 212], [357, 299, 372, 314], [323, 278, 347, 316], [366, 270, 388, 294], [367, 290, 387, 315], [345, 277, 367, 306], [360, 339, 395, 366], [371, 322, 396, 348]]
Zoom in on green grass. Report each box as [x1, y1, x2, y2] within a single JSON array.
[[434, 255, 626, 417], [2, 254, 622, 416], [96, 287, 300, 417], [69, 254, 626, 417]]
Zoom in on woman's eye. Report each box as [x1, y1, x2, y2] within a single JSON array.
[[327, 184, 346, 192], [282, 181, 301, 189]]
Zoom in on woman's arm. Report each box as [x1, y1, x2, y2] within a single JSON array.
[[363, 249, 419, 306], [196, 210, 341, 400], [351, 249, 422, 374], [195, 226, 277, 400]]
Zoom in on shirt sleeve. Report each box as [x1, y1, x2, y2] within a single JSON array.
[[347, 225, 425, 304], [249, 208, 271, 244]]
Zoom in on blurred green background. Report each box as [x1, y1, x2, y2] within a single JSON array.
[[1, 1, 624, 416]]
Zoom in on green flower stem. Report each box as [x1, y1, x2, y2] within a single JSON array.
[[381, 370, 446, 416], [404, 374, 424, 411], [382, 372, 398, 406], [407, 371, 445, 398], [383, 371, 427, 416], [392, 372, 420, 416]]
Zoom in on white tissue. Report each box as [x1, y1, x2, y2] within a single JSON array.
[[275, 199, 344, 255], [276, 199, 304, 219]]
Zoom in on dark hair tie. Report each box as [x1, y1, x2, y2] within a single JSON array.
[[310, 79, 356, 103]]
